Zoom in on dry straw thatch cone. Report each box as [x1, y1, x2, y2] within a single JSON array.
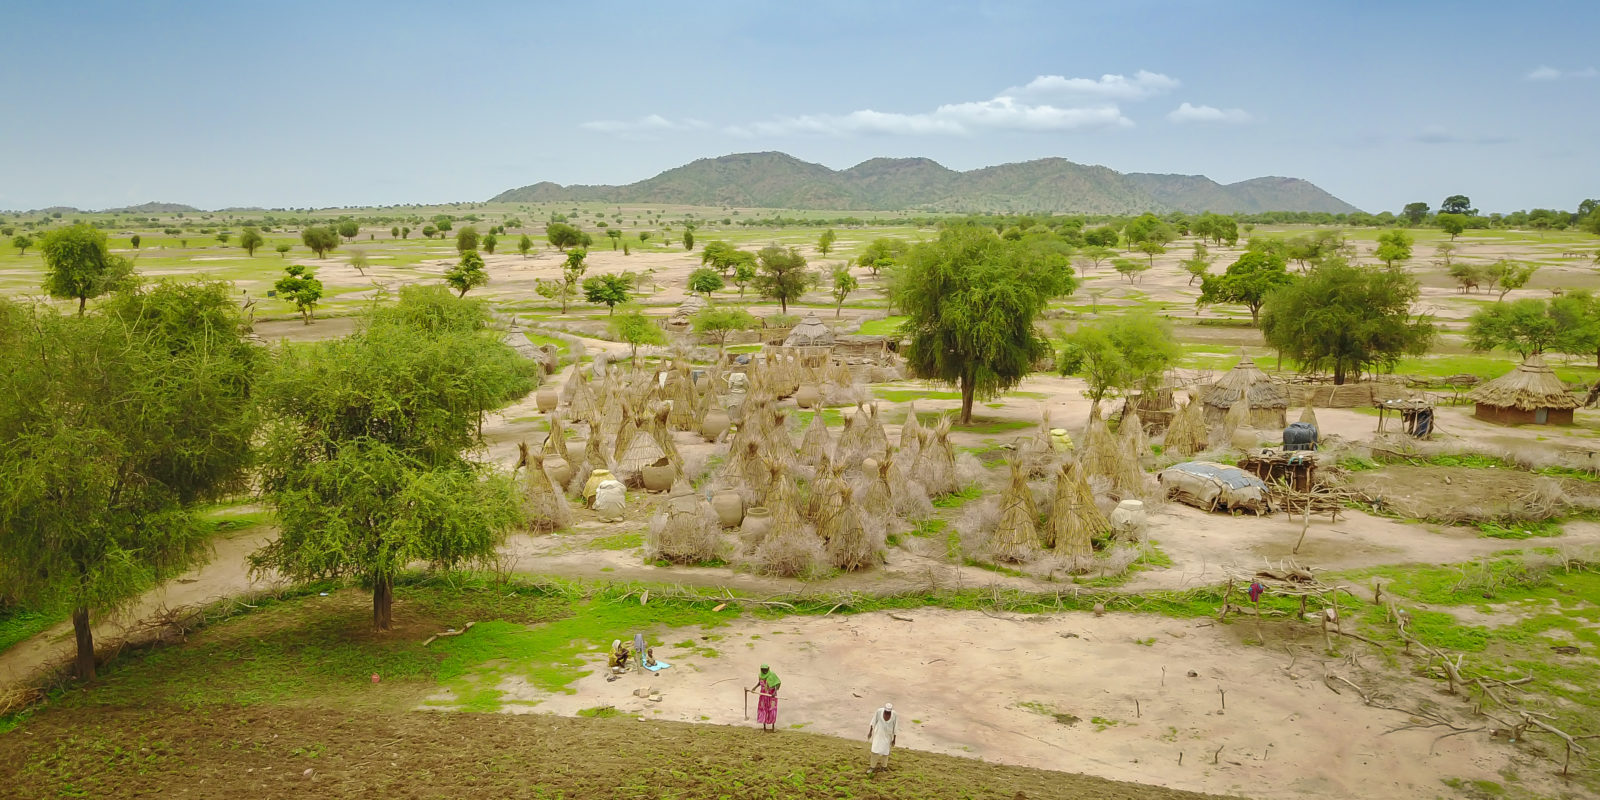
[[918, 416, 959, 496], [1050, 461, 1106, 572], [1080, 407, 1122, 480], [862, 403, 890, 462], [647, 486, 721, 564], [518, 442, 574, 532], [1119, 407, 1148, 461], [1223, 396, 1249, 442], [898, 401, 923, 451], [799, 408, 833, 466], [1163, 399, 1207, 458], [825, 484, 878, 571], [989, 462, 1040, 563], [1298, 403, 1319, 430], [543, 414, 571, 462]]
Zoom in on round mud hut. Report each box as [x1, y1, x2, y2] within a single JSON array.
[[784, 313, 835, 348], [1201, 357, 1288, 429], [1466, 354, 1578, 425]]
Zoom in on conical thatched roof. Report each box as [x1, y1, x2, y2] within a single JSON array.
[[1202, 357, 1288, 410], [1468, 354, 1579, 410], [784, 313, 835, 347]]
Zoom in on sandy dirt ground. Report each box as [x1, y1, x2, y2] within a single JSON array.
[[445, 607, 1553, 800]]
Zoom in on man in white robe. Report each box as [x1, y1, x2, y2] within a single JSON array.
[[867, 702, 897, 771]]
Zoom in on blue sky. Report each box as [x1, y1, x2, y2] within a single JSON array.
[[2, 0, 1596, 213]]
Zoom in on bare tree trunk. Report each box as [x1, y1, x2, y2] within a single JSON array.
[[72, 607, 95, 681], [959, 374, 976, 425], [373, 576, 393, 631]]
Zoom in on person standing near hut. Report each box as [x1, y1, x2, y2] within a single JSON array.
[[750, 664, 781, 731], [867, 702, 898, 772]]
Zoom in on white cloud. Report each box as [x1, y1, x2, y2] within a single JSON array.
[[726, 98, 1131, 138], [578, 115, 709, 135], [1166, 102, 1253, 124], [1526, 65, 1597, 80], [1001, 70, 1180, 101], [1411, 126, 1515, 146]]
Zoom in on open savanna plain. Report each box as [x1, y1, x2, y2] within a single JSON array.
[[3, 204, 1600, 800]]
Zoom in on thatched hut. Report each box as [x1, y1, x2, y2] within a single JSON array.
[[1467, 354, 1578, 425], [784, 313, 835, 347], [1201, 357, 1288, 429]]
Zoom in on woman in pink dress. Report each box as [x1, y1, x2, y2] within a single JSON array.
[[751, 664, 780, 731]]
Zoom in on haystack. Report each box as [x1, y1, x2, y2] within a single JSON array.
[[1119, 408, 1148, 461], [1050, 462, 1106, 571], [898, 401, 924, 451], [824, 484, 877, 571], [799, 408, 834, 466], [1468, 353, 1579, 425], [784, 312, 835, 347], [858, 458, 895, 532], [918, 416, 959, 496], [1079, 407, 1123, 480], [764, 462, 804, 537], [835, 403, 867, 465], [517, 442, 573, 532], [567, 370, 598, 421], [647, 488, 720, 564], [666, 367, 699, 431], [1297, 404, 1319, 429], [542, 414, 570, 462], [569, 429, 613, 495], [1222, 396, 1249, 444], [648, 404, 683, 479], [806, 457, 844, 523], [988, 463, 1039, 563], [615, 425, 666, 484], [1201, 357, 1287, 428], [1163, 400, 1207, 458]]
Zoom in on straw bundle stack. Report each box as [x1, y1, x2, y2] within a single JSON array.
[[988, 462, 1040, 563], [806, 456, 843, 523], [569, 429, 613, 495], [612, 406, 639, 462], [799, 408, 834, 466], [1079, 407, 1122, 480], [1163, 400, 1207, 458], [646, 488, 721, 564], [1297, 404, 1319, 429], [764, 461, 804, 536], [648, 404, 683, 479], [862, 403, 890, 462], [1050, 462, 1106, 571], [567, 370, 598, 422], [615, 428, 667, 486], [1119, 408, 1148, 461], [898, 402, 924, 451], [518, 442, 573, 532], [834, 403, 867, 466], [921, 416, 960, 496], [858, 457, 895, 532], [824, 484, 878, 571], [542, 414, 570, 462], [666, 369, 699, 431], [1222, 396, 1249, 443]]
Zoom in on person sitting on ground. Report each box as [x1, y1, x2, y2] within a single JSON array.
[[608, 639, 630, 672]]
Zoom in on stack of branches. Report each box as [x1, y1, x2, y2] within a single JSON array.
[[517, 442, 573, 532], [542, 415, 571, 462], [647, 488, 722, 564]]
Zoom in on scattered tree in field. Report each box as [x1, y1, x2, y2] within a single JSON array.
[[275, 264, 323, 324], [856, 237, 908, 276], [274, 242, 291, 257], [40, 224, 135, 314], [1373, 229, 1413, 269], [687, 267, 724, 298], [638, 231, 652, 242], [1402, 202, 1430, 226], [894, 226, 1077, 423], [1056, 312, 1181, 414], [1134, 240, 1166, 266], [216, 231, 231, 245], [1549, 290, 1600, 367], [583, 273, 632, 314], [1198, 250, 1294, 325], [605, 229, 622, 250], [611, 307, 665, 362], [348, 248, 369, 276], [552, 249, 587, 313], [444, 250, 488, 297], [830, 265, 858, 317], [535, 277, 575, 309], [1260, 259, 1435, 384], [1077, 245, 1115, 273], [518, 234, 533, 258], [482, 233, 497, 254], [239, 226, 264, 256], [1190, 213, 1239, 246], [422, 224, 437, 239], [390, 226, 400, 238], [401, 226, 411, 239], [683, 230, 695, 251], [1082, 226, 1120, 248], [1583, 208, 1600, 236], [1181, 242, 1215, 286], [455, 226, 480, 254], [1112, 257, 1149, 284], [1121, 214, 1176, 248], [13, 234, 34, 255], [546, 222, 581, 251], [130, 234, 141, 249], [251, 287, 533, 630], [1467, 298, 1562, 357], [1435, 213, 1467, 240], [336, 220, 359, 241], [732, 256, 756, 296], [1448, 259, 1493, 294], [818, 228, 837, 257], [0, 281, 261, 680], [691, 307, 759, 350], [1488, 259, 1538, 301], [1441, 195, 1473, 215], [753, 245, 816, 313], [301, 226, 339, 258]]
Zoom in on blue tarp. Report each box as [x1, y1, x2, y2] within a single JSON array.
[[1166, 461, 1270, 491]]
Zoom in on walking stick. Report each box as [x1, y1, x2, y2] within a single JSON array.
[[743, 688, 750, 720]]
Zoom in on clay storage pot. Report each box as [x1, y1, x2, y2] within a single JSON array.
[[701, 407, 731, 442], [642, 459, 675, 493], [544, 456, 574, 489], [741, 507, 773, 542], [712, 490, 744, 528], [795, 384, 821, 409], [536, 387, 558, 413]]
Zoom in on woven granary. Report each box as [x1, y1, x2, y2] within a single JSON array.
[[1467, 354, 1579, 425], [1201, 357, 1288, 428]]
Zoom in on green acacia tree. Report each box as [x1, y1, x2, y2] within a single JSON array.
[[687, 267, 724, 298], [1261, 260, 1435, 384], [830, 265, 858, 317], [752, 245, 815, 313], [518, 234, 533, 258], [336, 220, 359, 240], [13, 234, 34, 255], [691, 307, 758, 351], [274, 242, 292, 258], [555, 249, 588, 313], [275, 264, 323, 324], [856, 237, 907, 277], [894, 226, 1076, 424], [252, 287, 534, 630], [1112, 257, 1149, 284], [40, 224, 135, 314], [348, 248, 369, 276], [1488, 259, 1539, 301], [482, 233, 498, 254], [1198, 251, 1294, 325], [605, 229, 623, 250], [1374, 229, 1414, 268], [445, 250, 488, 297], [1436, 213, 1468, 240], [301, 226, 339, 258], [683, 230, 695, 251], [583, 273, 632, 314], [1056, 312, 1181, 414], [239, 226, 264, 256], [731, 255, 756, 296], [611, 306, 666, 362], [818, 228, 837, 257], [0, 281, 261, 679], [1181, 242, 1215, 286], [1466, 298, 1561, 357], [546, 222, 581, 251], [456, 226, 480, 254]]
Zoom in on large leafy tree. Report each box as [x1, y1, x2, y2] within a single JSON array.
[[39, 224, 135, 314], [445, 250, 488, 297], [0, 281, 261, 679], [582, 273, 632, 314], [1402, 202, 1430, 226], [251, 287, 535, 630], [275, 264, 323, 324], [691, 308, 758, 351], [1466, 298, 1563, 357], [817, 228, 837, 257], [856, 237, 908, 276], [239, 226, 265, 256], [456, 226, 480, 254], [546, 222, 582, 251], [1197, 251, 1294, 325], [894, 226, 1076, 423], [1374, 229, 1413, 268], [752, 245, 815, 313], [301, 226, 339, 258], [1260, 260, 1435, 384], [1056, 312, 1181, 414], [611, 306, 666, 362], [1488, 259, 1538, 301], [1441, 195, 1473, 215], [687, 267, 724, 298]]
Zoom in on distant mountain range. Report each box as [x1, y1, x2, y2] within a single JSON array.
[[491, 152, 1359, 215]]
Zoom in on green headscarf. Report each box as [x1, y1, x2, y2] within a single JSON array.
[[759, 664, 781, 689]]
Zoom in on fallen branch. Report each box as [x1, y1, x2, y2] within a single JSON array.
[[422, 621, 477, 647]]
